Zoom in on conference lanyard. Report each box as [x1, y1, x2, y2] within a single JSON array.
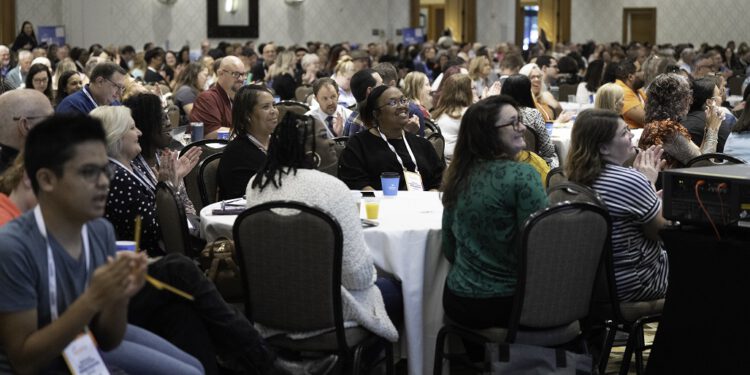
[[246, 134, 268, 154], [377, 128, 419, 174], [33, 206, 91, 321], [109, 158, 157, 193], [82, 86, 98, 109]]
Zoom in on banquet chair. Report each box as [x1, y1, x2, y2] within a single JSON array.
[[276, 100, 310, 121], [545, 167, 567, 190], [590, 240, 663, 375], [155, 181, 192, 256], [295, 85, 313, 103], [179, 139, 229, 212], [166, 104, 180, 133], [685, 152, 747, 167], [523, 128, 539, 154], [197, 152, 223, 208], [558, 84, 579, 102], [233, 201, 394, 375], [423, 119, 446, 162], [547, 181, 606, 209], [434, 202, 610, 374], [727, 74, 744, 96]]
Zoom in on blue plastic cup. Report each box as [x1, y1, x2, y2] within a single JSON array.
[[116, 241, 136, 252], [545, 122, 554, 136], [381, 172, 400, 196]]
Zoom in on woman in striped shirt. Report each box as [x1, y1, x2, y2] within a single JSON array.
[[566, 109, 669, 302]]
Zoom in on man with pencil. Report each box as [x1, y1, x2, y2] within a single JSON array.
[[0, 115, 204, 374]]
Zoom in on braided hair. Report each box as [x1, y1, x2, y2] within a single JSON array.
[[251, 111, 316, 191]]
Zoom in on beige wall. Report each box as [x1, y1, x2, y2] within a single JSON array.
[[571, 0, 750, 45], [16, 0, 409, 50]]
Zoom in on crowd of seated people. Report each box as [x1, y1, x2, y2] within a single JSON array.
[[5, 17, 750, 373]]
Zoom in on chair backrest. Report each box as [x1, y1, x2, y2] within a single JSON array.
[[295, 85, 313, 103], [523, 127, 539, 154], [198, 152, 223, 208], [233, 201, 349, 346], [547, 181, 606, 209], [545, 167, 567, 190], [155, 181, 191, 255], [508, 202, 611, 341], [558, 84, 578, 102], [179, 139, 229, 211], [728, 75, 745, 96], [276, 100, 311, 120], [423, 119, 446, 162], [332, 136, 349, 161], [685, 152, 747, 167]]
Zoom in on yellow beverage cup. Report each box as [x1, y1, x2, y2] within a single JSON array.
[[365, 200, 380, 220]]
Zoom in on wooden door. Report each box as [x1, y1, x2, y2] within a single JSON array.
[[0, 0, 16, 46], [623, 8, 656, 45]]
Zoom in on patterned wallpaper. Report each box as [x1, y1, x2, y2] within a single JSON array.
[[17, 0, 747, 51], [16, 0, 409, 51], [570, 0, 750, 45]]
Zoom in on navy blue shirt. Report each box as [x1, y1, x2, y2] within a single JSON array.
[[56, 85, 121, 115]]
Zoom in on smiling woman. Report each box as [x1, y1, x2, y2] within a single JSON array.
[[440, 94, 548, 350], [338, 85, 444, 191]]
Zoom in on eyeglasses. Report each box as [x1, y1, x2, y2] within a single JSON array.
[[223, 70, 248, 79], [495, 119, 524, 132], [77, 163, 117, 182], [33, 77, 49, 84], [105, 78, 125, 93], [377, 97, 409, 109]]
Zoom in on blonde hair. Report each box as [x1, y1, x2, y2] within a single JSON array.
[[594, 83, 624, 111], [52, 58, 78, 91], [333, 55, 355, 77], [431, 73, 473, 119], [267, 50, 296, 80], [403, 71, 428, 102], [468, 55, 490, 80], [0, 154, 25, 195], [89, 106, 134, 159]]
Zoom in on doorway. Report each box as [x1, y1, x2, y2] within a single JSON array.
[[410, 0, 476, 43], [514, 0, 571, 51], [0, 0, 16, 45], [622, 8, 656, 45]]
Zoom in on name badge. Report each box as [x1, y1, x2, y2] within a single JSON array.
[[63, 331, 110, 375], [403, 171, 424, 192]]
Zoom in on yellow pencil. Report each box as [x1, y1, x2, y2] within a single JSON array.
[[131, 214, 194, 301], [134, 215, 142, 253]]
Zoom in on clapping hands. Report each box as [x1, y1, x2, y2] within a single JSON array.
[[633, 145, 667, 186]]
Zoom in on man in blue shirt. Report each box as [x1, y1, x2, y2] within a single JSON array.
[[56, 62, 126, 115]]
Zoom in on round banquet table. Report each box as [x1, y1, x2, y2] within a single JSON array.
[[200, 191, 449, 375]]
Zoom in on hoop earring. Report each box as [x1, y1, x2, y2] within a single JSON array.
[[306, 151, 321, 168]]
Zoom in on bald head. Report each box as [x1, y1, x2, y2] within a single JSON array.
[[217, 55, 246, 97], [0, 89, 55, 149]]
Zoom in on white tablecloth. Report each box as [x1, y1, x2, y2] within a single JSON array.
[[551, 122, 643, 164], [200, 191, 448, 375]]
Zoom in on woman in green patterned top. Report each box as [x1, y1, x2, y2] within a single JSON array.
[[441, 94, 548, 330]]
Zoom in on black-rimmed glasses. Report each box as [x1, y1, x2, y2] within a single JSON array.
[[495, 119, 524, 132], [223, 70, 248, 79]]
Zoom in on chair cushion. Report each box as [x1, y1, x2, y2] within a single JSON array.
[[452, 321, 581, 347], [619, 299, 664, 322], [266, 327, 372, 352]]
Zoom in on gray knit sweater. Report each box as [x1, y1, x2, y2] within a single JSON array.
[[245, 169, 399, 342]]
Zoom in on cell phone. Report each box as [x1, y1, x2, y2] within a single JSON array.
[[273, 96, 281, 104], [361, 218, 379, 228], [361, 191, 376, 198]]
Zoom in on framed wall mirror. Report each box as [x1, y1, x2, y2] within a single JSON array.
[[207, 0, 259, 38]]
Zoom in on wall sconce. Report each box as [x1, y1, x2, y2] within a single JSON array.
[[285, 0, 304, 4], [225, 0, 239, 14], [157, 0, 178, 4]]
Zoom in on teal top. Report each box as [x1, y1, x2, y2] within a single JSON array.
[[442, 160, 548, 298]]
